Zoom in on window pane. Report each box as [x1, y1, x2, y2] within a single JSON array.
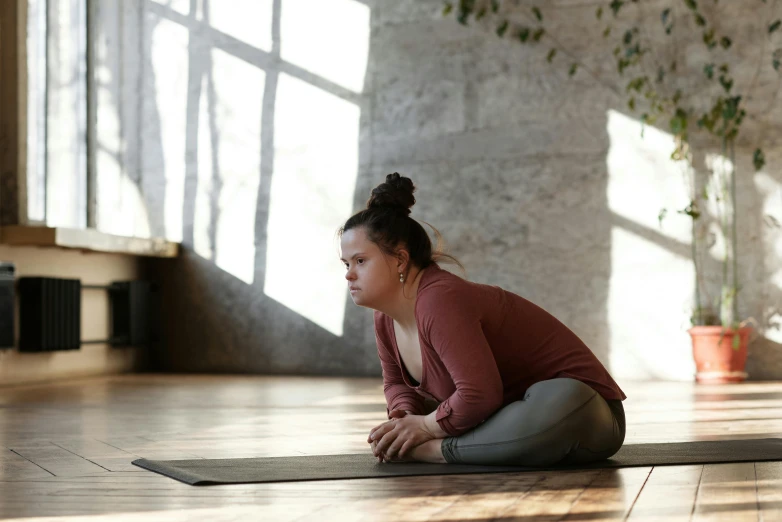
[[46, 0, 87, 228], [26, 0, 47, 223]]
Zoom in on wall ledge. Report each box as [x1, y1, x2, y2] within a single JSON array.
[[0, 226, 179, 258]]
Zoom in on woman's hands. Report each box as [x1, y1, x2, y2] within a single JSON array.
[[368, 409, 436, 462]]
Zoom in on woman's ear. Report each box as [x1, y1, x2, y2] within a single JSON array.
[[395, 248, 410, 273]]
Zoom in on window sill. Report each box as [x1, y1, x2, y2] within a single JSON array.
[[0, 226, 179, 258]]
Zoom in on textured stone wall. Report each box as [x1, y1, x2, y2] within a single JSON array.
[[101, 0, 782, 381]]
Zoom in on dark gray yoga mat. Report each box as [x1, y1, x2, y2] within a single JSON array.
[[131, 437, 782, 486]]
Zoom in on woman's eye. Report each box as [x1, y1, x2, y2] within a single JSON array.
[[345, 259, 364, 269]]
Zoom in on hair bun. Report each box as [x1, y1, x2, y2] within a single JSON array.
[[366, 173, 416, 216]]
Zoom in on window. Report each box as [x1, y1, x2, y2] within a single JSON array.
[[26, 0, 89, 229]]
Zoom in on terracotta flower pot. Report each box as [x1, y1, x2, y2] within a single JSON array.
[[688, 325, 753, 383]]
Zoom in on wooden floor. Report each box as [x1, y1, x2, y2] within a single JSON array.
[[1, 375, 782, 521]]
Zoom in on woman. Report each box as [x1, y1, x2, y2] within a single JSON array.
[[338, 173, 626, 466]]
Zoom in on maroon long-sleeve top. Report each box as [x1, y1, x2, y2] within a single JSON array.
[[374, 262, 626, 437]]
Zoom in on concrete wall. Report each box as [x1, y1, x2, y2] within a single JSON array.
[[0, 245, 147, 386], [98, 0, 782, 381]]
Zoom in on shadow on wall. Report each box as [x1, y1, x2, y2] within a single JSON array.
[[93, 0, 782, 381]]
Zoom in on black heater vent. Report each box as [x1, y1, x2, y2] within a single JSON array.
[[0, 262, 14, 348], [18, 277, 81, 352], [109, 281, 155, 346]]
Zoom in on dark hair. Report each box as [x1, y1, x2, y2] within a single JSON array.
[[337, 173, 466, 294]]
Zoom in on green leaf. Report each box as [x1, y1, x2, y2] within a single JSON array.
[[518, 27, 530, 42], [443, 2, 453, 15], [703, 28, 715, 47], [475, 7, 487, 19], [532, 27, 545, 42], [704, 63, 714, 79], [626, 76, 647, 92], [624, 29, 634, 44], [695, 13, 706, 26], [658, 208, 667, 227], [596, 6, 603, 19], [670, 108, 688, 134], [547, 48, 557, 62], [603, 26, 612, 37], [496, 20, 509, 37], [719, 63, 729, 73], [720, 36, 732, 49], [719, 75, 733, 93], [684, 0, 697, 9], [456, 0, 475, 25], [610, 0, 624, 16], [491, 0, 500, 13], [613, 46, 621, 56], [753, 148, 766, 170], [569, 63, 579, 76], [697, 113, 714, 131], [665, 24, 673, 35], [670, 60, 677, 72], [679, 201, 701, 219], [661, 8, 671, 25], [722, 95, 741, 119], [769, 20, 781, 33], [532, 6, 542, 21], [773, 49, 782, 71], [628, 97, 636, 111]]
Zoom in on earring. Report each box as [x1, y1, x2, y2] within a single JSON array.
[[399, 272, 404, 283]]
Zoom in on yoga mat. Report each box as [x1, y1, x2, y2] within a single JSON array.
[[131, 437, 782, 486]]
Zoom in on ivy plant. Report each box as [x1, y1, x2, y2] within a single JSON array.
[[445, 0, 781, 344]]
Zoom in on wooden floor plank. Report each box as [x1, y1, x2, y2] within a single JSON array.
[[95, 436, 206, 460], [755, 461, 782, 520], [7, 442, 109, 477], [562, 467, 652, 521], [52, 438, 142, 472], [625, 464, 703, 521], [691, 463, 759, 521], [0, 447, 54, 480]]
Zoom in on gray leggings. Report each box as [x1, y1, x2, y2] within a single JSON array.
[[430, 378, 625, 466]]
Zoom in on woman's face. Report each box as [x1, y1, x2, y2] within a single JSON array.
[[340, 227, 398, 308]]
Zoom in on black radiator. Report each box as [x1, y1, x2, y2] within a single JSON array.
[[109, 281, 156, 346], [0, 262, 14, 348], [18, 277, 82, 352]]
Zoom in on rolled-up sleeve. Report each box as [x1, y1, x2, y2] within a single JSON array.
[[420, 288, 504, 437], [374, 314, 425, 418]]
